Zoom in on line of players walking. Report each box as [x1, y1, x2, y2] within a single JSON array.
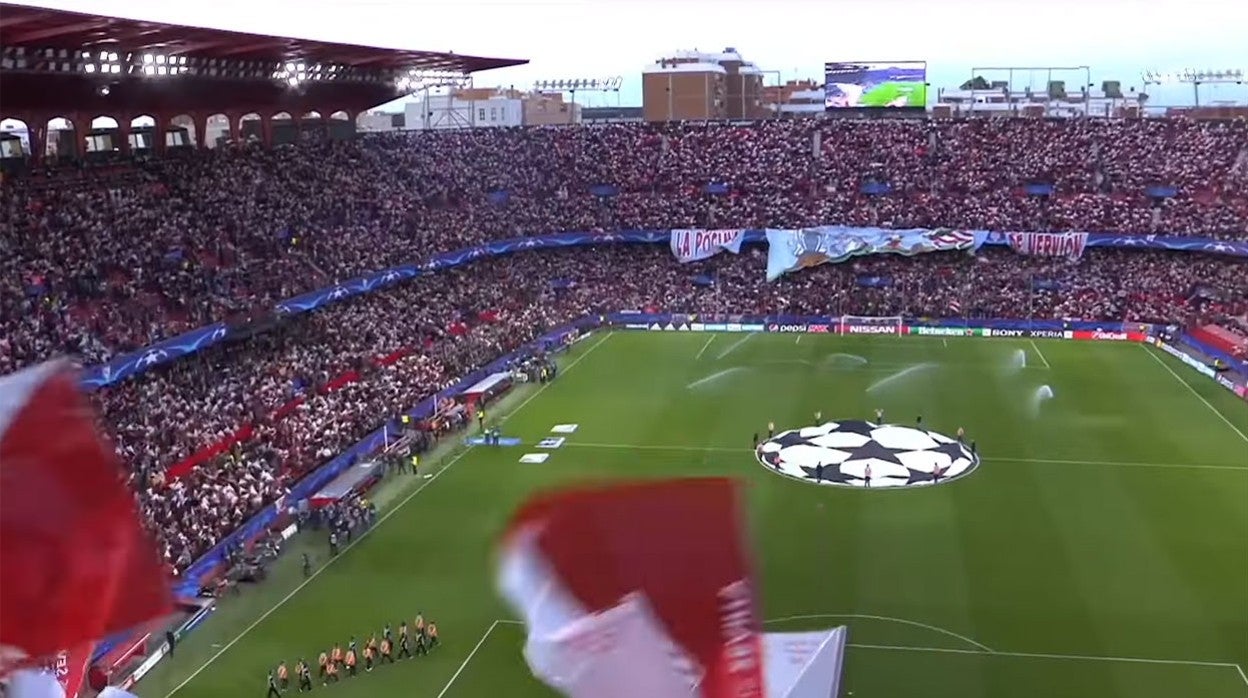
[[266, 614, 440, 694]]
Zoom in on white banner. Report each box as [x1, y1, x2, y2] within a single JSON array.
[[670, 229, 746, 263]]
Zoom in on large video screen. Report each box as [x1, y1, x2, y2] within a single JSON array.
[[824, 61, 927, 109]]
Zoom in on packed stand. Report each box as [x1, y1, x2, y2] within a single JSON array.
[[87, 244, 1246, 573], [4, 118, 1248, 373]]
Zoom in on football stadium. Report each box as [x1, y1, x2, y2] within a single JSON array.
[[0, 4, 1246, 698]]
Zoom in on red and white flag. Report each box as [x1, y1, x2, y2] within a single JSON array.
[[0, 362, 172, 680], [497, 478, 765, 698]]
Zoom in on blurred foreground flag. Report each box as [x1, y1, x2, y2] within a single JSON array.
[[0, 362, 172, 672], [496, 477, 848, 698]]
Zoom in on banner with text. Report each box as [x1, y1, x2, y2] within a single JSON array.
[[1005, 232, 1089, 260], [764, 227, 989, 281], [670, 229, 746, 263]]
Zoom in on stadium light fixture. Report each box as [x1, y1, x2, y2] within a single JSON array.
[[532, 76, 623, 92]]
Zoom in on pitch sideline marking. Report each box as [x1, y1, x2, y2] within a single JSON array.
[[694, 334, 717, 359], [1139, 344, 1248, 444], [435, 620, 502, 698], [765, 613, 993, 652], [558, 441, 1248, 473], [163, 331, 614, 697], [1029, 339, 1053, 369], [438, 618, 1246, 695]]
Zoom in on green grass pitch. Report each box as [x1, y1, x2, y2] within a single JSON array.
[[860, 81, 927, 108], [139, 331, 1248, 698]]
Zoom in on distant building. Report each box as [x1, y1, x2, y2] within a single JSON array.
[[762, 79, 824, 117], [400, 87, 581, 129], [642, 48, 768, 122]]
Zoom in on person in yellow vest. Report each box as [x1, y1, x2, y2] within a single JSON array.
[[428, 621, 439, 649], [276, 660, 289, 691], [344, 645, 357, 677], [476, 407, 485, 431], [379, 636, 394, 664], [409, 453, 419, 475]]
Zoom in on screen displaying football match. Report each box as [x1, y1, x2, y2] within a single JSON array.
[[824, 61, 928, 108]]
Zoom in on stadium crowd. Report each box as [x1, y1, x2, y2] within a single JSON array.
[[80, 243, 1246, 574], [1, 119, 1246, 576], [3, 118, 1247, 373]]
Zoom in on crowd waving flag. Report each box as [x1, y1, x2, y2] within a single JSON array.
[[765, 226, 988, 280], [0, 362, 172, 696], [496, 478, 847, 698]]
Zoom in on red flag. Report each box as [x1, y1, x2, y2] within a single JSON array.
[[497, 478, 765, 698], [0, 362, 172, 666]]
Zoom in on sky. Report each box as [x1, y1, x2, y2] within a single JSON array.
[[7, 0, 1248, 110]]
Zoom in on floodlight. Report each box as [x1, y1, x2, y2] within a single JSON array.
[[143, 54, 154, 64], [80, 51, 90, 59], [144, 65, 155, 75], [179, 56, 187, 65], [287, 76, 298, 87], [156, 55, 166, 65], [297, 63, 305, 71], [157, 66, 167, 75], [84, 63, 96, 73], [109, 64, 120, 74]]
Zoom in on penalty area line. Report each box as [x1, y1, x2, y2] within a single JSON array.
[[436, 621, 502, 698], [1029, 339, 1052, 369], [163, 332, 612, 698]]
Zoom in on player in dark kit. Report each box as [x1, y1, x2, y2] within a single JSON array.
[[815, 463, 824, 483], [752, 432, 759, 447], [266, 670, 281, 698], [297, 659, 313, 693], [397, 631, 412, 659], [428, 621, 440, 648]]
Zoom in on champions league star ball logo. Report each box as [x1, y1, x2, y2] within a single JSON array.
[[756, 420, 979, 489]]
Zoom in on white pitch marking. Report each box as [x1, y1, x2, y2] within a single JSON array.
[[1029, 340, 1053, 369], [449, 618, 1245, 690], [163, 331, 613, 698], [558, 442, 1248, 473], [436, 621, 501, 698], [694, 334, 716, 359], [943, 338, 948, 348], [796, 334, 803, 345], [714, 333, 754, 360], [1140, 344, 1248, 443], [765, 613, 993, 653]]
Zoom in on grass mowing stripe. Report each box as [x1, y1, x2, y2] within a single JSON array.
[[1138, 344, 1248, 444], [164, 331, 614, 698], [556, 441, 1248, 471]]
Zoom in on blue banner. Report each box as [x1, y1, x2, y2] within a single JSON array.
[[75, 228, 1248, 389], [765, 226, 990, 281]]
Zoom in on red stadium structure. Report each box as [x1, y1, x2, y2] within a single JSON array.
[[0, 3, 526, 161]]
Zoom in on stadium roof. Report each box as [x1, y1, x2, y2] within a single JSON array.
[[0, 4, 526, 73], [0, 3, 527, 117]]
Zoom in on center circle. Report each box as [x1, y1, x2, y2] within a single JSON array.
[[755, 420, 980, 489]]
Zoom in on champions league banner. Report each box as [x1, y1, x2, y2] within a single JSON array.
[[764, 227, 989, 281], [670, 229, 746, 263], [75, 227, 1248, 389]]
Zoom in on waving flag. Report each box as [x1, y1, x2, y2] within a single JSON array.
[[0, 362, 172, 673], [497, 478, 765, 698]]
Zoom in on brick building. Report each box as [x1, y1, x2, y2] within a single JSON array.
[[642, 48, 768, 122]]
